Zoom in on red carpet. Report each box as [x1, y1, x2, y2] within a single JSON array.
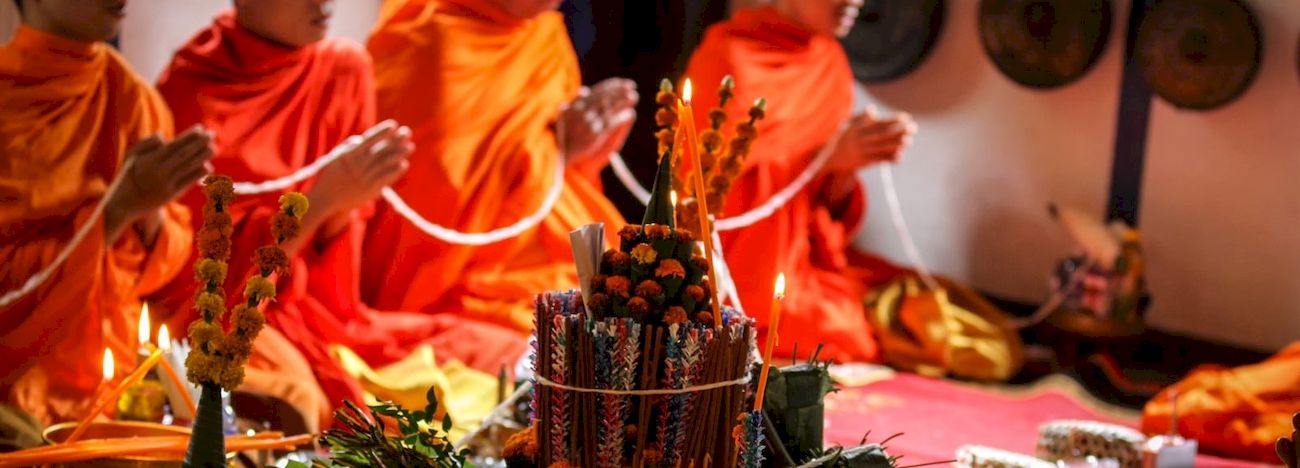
[[824, 373, 1272, 467]]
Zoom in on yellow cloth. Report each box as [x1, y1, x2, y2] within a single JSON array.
[[332, 344, 498, 440], [866, 276, 1024, 381]]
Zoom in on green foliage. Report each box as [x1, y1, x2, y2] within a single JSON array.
[[315, 387, 473, 468]]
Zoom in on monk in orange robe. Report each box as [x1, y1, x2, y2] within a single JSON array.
[[1142, 343, 1300, 463], [0, 0, 213, 424], [684, 0, 916, 364], [152, 0, 526, 431], [363, 0, 636, 353]]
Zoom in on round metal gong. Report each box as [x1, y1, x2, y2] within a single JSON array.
[[1136, 0, 1260, 110], [840, 0, 945, 83], [979, 0, 1113, 89]]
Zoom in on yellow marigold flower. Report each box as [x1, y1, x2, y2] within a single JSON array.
[[655, 259, 686, 279], [185, 349, 221, 386], [230, 304, 266, 337], [672, 228, 694, 244], [188, 320, 224, 350], [244, 275, 276, 302], [618, 225, 642, 242], [708, 109, 728, 130], [194, 259, 227, 285], [655, 88, 676, 106], [202, 175, 235, 206], [221, 333, 254, 361], [193, 291, 226, 320], [271, 212, 301, 243], [216, 360, 246, 391], [735, 123, 758, 140], [605, 276, 631, 298], [630, 243, 657, 265], [701, 130, 723, 152], [278, 192, 309, 219]]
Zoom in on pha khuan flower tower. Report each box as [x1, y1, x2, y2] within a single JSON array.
[[511, 79, 765, 468], [183, 175, 306, 467]]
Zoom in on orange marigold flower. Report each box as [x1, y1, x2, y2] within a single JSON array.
[[605, 276, 631, 298], [503, 424, 539, 460], [655, 89, 676, 106], [644, 224, 671, 240], [735, 123, 758, 140], [684, 284, 706, 302], [271, 213, 301, 243], [695, 311, 714, 326], [635, 280, 663, 298], [253, 246, 289, 277], [654, 108, 677, 128], [201, 210, 233, 233], [548, 461, 572, 468], [643, 449, 663, 466], [690, 255, 710, 271], [701, 130, 723, 150], [198, 237, 231, 263], [656, 259, 686, 279], [586, 292, 610, 312], [628, 297, 651, 316], [630, 243, 657, 265], [708, 109, 728, 129], [672, 228, 694, 244], [609, 251, 631, 272], [619, 225, 642, 243], [194, 258, 227, 285], [590, 274, 608, 293], [664, 306, 688, 325], [202, 175, 235, 206]]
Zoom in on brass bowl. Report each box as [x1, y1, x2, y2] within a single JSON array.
[[42, 421, 190, 468]]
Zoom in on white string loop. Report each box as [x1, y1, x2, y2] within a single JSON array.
[[535, 372, 750, 396]]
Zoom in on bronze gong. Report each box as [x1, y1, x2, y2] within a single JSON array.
[[1136, 0, 1261, 110], [840, 0, 946, 83], [979, 0, 1113, 89]]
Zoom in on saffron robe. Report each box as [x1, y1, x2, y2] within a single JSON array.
[[1142, 342, 1300, 463], [363, 0, 625, 347], [0, 25, 192, 424], [154, 12, 514, 430]]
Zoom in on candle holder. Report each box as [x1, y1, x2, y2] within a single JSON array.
[[42, 421, 189, 467]]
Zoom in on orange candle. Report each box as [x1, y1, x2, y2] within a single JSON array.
[[153, 325, 196, 417], [677, 78, 724, 327], [64, 348, 164, 444], [752, 273, 785, 411]]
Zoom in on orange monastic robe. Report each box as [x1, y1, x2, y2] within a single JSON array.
[[153, 12, 522, 429], [0, 26, 192, 424], [685, 7, 886, 363], [364, 0, 624, 338], [1142, 343, 1300, 463]]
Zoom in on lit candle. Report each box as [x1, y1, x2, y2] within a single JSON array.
[[138, 303, 150, 350], [154, 324, 197, 417], [677, 78, 724, 327], [63, 348, 164, 444], [752, 273, 785, 411], [64, 349, 116, 444]]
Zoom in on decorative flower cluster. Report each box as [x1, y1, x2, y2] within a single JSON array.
[[584, 223, 714, 326], [668, 77, 768, 231], [653, 80, 686, 197], [186, 176, 307, 391]]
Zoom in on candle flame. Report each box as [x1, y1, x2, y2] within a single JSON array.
[[102, 348, 114, 381], [671, 190, 679, 206], [138, 303, 150, 345], [158, 325, 171, 351], [682, 78, 693, 104], [774, 273, 786, 300]]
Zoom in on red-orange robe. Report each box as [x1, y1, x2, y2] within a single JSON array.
[[1142, 343, 1300, 463], [685, 7, 887, 363], [364, 0, 625, 341], [152, 12, 523, 429], [0, 25, 193, 424]]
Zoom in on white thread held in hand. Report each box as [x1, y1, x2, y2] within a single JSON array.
[[535, 372, 750, 396], [0, 159, 137, 308]]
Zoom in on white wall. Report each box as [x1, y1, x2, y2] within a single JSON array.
[[854, 0, 1300, 351], [119, 0, 380, 82]]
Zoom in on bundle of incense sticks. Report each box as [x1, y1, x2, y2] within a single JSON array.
[[530, 290, 756, 467]]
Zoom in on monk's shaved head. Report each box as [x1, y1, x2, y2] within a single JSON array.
[[773, 0, 863, 38], [234, 0, 333, 48], [19, 0, 125, 42]]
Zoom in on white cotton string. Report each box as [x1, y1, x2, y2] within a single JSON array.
[[230, 138, 351, 195], [709, 226, 745, 313], [609, 152, 651, 205], [608, 124, 844, 232], [878, 165, 941, 292], [0, 159, 136, 308], [535, 372, 750, 396]]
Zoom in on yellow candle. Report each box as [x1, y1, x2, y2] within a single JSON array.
[[752, 273, 785, 411], [64, 348, 164, 444], [677, 78, 724, 327], [137, 303, 150, 349]]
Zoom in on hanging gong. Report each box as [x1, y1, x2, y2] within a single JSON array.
[[1136, 0, 1260, 110], [979, 0, 1113, 89], [840, 0, 945, 83]]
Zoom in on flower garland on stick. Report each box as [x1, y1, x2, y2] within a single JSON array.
[[183, 175, 306, 467]]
